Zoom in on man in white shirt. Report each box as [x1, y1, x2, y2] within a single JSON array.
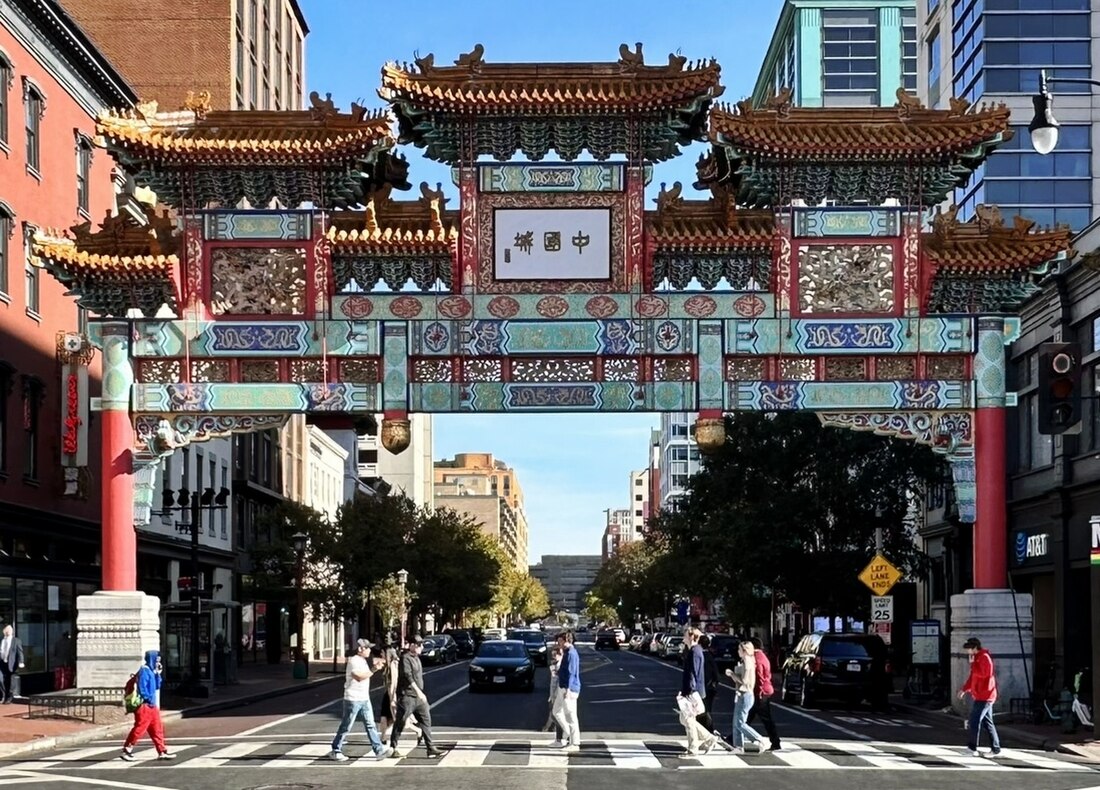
[[329, 640, 392, 762], [0, 625, 25, 704]]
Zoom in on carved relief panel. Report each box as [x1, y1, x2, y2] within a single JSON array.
[[795, 243, 897, 316]]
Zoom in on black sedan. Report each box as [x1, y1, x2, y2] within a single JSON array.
[[594, 630, 619, 650], [447, 628, 477, 658], [507, 629, 550, 665], [421, 634, 459, 665], [468, 640, 535, 692]]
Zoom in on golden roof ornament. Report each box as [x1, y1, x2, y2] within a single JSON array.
[[182, 90, 211, 119], [764, 86, 794, 118], [618, 42, 644, 68], [308, 90, 338, 121], [656, 181, 684, 214], [454, 44, 485, 69], [894, 87, 924, 119]]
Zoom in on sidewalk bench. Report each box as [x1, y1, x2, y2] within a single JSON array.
[[26, 687, 121, 723]]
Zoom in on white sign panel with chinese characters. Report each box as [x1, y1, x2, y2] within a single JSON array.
[[494, 208, 611, 280]]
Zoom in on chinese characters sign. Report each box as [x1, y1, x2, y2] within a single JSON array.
[[494, 209, 611, 281]]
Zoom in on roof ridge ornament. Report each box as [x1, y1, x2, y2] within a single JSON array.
[[454, 44, 485, 70], [894, 87, 924, 120], [764, 86, 793, 118], [308, 90, 338, 121], [948, 96, 971, 117], [656, 181, 683, 214], [618, 42, 644, 68], [414, 51, 435, 73], [181, 90, 211, 120]]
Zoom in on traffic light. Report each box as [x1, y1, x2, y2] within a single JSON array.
[[1037, 342, 1082, 435]]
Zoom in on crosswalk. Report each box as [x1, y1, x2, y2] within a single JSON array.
[[1, 738, 1095, 772]]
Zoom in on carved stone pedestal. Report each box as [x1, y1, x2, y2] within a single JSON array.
[[950, 589, 1033, 715], [76, 591, 161, 689]]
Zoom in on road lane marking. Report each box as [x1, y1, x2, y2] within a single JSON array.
[[590, 697, 661, 704], [645, 687, 653, 694], [85, 745, 197, 769], [771, 743, 838, 769], [175, 741, 268, 768], [429, 683, 469, 710], [605, 740, 662, 769], [434, 740, 495, 767], [260, 741, 331, 768], [629, 674, 636, 679], [0, 769, 174, 790], [589, 682, 634, 688], [235, 697, 340, 737]]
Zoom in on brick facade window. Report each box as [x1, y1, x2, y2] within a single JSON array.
[[21, 374, 43, 481], [76, 134, 93, 215], [0, 201, 12, 295], [22, 79, 44, 173], [0, 50, 11, 146], [22, 223, 38, 315]]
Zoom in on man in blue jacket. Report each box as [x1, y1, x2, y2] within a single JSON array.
[[678, 628, 719, 756], [550, 631, 581, 751], [121, 650, 174, 761]]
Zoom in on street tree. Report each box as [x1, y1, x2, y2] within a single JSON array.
[[592, 541, 674, 623], [647, 412, 943, 625], [582, 590, 618, 626]]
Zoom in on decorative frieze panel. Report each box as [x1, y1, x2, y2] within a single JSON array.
[[726, 318, 970, 356], [779, 358, 815, 381], [133, 382, 380, 413], [240, 359, 280, 382], [926, 355, 969, 381], [465, 358, 504, 382], [730, 380, 971, 412], [137, 359, 181, 384], [203, 211, 312, 241], [209, 247, 308, 315], [190, 359, 230, 383], [792, 208, 900, 238], [477, 163, 625, 192], [512, 358, 596, 383], [824, 357, 866, 381], [875, 356, 917, 380], [602, 358, 640, 381], [797, 244, 895, 315], [340, 359, 381, 383]]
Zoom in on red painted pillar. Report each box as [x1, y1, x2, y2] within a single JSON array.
[[971, 316, 1010, 589], [100, 322, 135, 591], [101, 410, 135, 590]]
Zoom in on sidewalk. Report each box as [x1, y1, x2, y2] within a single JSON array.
[[891, 693, 1100, 760], [0, 660, 343, 760]]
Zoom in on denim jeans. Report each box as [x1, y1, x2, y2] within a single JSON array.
[[732, 690, 764, 748], [967, 699, 1000, 752], [331, 698, 385, 755]]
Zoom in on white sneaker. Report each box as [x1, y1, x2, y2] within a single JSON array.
[[549, 740, 565, 749], [967, 748, 980, 757], [330, 751, 348, 762], [730, 746, 744, 754], [564, 744, 580, 753], [375, 747, 393, 761]]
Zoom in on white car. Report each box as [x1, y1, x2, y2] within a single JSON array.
[[660, 635, 685, 659], [482, 629, 506, 641]]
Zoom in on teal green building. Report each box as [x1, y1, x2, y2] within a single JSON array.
[[753, 0, 916, 108]]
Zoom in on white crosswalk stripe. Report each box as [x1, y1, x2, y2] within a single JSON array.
[[1, 738, 1095, 772]]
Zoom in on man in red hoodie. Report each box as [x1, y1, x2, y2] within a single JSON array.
[[958, 637, 1001, 757]]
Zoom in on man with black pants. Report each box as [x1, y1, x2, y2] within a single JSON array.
[[696, 634, 720, 734], [747, 636, 781, 751], [388, 635, 443, 759]]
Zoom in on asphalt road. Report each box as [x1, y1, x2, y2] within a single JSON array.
[[1, 641, 1098, 790]]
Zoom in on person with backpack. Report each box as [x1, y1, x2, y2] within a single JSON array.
[[121, 650, 174, 761]]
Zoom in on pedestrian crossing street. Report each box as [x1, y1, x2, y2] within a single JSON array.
[[1, 738, 1096, 772]]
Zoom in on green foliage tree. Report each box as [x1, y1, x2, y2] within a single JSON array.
[[583, 590, 618, 626], [592, 541, 675, 624], [409, 506, 503, 627], [647, 412, 943, 626]]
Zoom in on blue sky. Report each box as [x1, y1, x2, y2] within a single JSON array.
[[299, 0, 783, 561]]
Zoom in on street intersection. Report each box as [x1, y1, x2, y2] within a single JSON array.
[[1, 643, 1097, 790]]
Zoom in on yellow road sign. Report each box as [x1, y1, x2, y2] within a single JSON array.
[[858, 553, 903, 596]]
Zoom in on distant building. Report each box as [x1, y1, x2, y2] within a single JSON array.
[[357, 414, 434, 508], [753, 0, 916, 108], [628, 469, 650, 542], [529, 555, 602, 614], [66, 0, 308, 111], [601, 508, 631, 561], [658, 414, 702, 510], [434, 453, 528, 571]]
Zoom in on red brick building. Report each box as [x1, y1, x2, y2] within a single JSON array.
[[0, 0, 135, 693]]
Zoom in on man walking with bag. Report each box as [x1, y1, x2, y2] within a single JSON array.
[[120, 651, 173, 761], [329, 640, 393, 761], [678, 628, 719, 756], [959, 637, 1002, 757]]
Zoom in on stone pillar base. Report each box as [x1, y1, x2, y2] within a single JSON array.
[[76, 591, 161, 689], [949, 588, 1033, 715]]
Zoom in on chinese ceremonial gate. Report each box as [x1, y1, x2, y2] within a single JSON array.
[[34, 46, 1071, 697]]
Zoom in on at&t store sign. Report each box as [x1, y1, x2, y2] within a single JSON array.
[[1013, 529, 1050, 566]]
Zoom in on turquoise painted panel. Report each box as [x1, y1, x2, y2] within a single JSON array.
[[383, 324, 409, 412], [411, 320, 459, 356], [697, 321, 724, 410], [792, 209, 900, 238], [878, 7, 903, 106], [478, 163, 624, 193], [132, 321, 186, 357], [499, 322, 602, 354], [729, 380, 972, 411], [726, 318, 971, 354], [203, 210, 312, 241], [132, 383, 378, 412], [327, 320, 380, 356], [650, 382, 695, 412], [643, 319, 696, 355], [203, 323, 311, 355], [411, 383, 461, 412], [798, 7, 823, 107]]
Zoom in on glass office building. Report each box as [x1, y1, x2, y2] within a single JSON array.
[[921, 0, 1094, 230]]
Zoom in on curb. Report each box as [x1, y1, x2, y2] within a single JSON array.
[[0, 673, 341, 760], [889, 698, 1077, 754]]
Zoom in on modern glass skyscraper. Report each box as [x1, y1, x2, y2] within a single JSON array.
[[918, 0, 1095, 230], [753, 0, 917, 107]]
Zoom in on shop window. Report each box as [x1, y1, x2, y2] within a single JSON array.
[[16, 578, 45, 672], [47, 582, 74, 671], [21, 375, 42, 481], [0, 577, 11, 627]]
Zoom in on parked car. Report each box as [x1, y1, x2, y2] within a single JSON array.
[[446, 629, 477, 658], [781, 633, 891, 710], [468, 639, 535, 693], [709, 634, 743, 675], [613, 628, 627, 644], [507, 629, 550, 665], [594, 629, 620, 650], [648, 632, 667, 654], [660, 634, 685, 659], [628, 634, 644, 651], [639, 633, 655, 653], [421, 634, 459, 665]]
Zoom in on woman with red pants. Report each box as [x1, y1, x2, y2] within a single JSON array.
[[121, 650, 175, 761]]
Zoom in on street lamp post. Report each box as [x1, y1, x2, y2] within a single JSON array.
[[156, 485, 229, 698], [1029, 69, 1100, 155], [291, 532, 308, 677], [396, 568, 409, 645]]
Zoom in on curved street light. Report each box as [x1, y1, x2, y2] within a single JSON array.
[[1029, 69, 1100, 155]]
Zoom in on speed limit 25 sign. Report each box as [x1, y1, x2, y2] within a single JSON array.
[[871, 595, 894, 623]]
